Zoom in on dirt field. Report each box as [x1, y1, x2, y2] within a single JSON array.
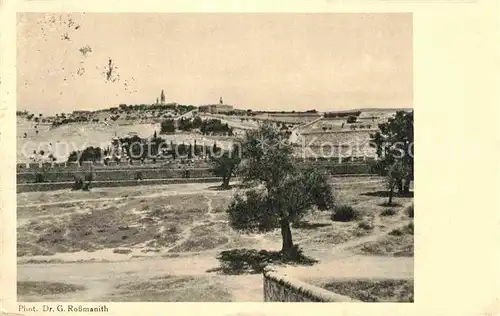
[[17, 177, 414, 302]]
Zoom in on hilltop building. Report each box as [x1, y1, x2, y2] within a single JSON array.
[[198, 97, 234, 114]]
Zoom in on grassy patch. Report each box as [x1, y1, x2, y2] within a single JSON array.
[[406, 204, 414, 218], [304, 221, 372, 246], [20, 258, 65, 264], [356, 222, 414, 257], [17, 204, 80, 218], [141, 248, 160, 253], [390, 222, 414, 236], [108, 275, 232, 302], [359, 235, 414, 257], [358, 220, 374, 231], [17, 195, 211, 256], [113, 248, 132, 254], [18, 281, 85, 297], [210, 196, 231, 211], [321, 279, 413, 302], [168, 223, 230, 252], [17, 206, 159, 256], [381, 208, 397, 216]]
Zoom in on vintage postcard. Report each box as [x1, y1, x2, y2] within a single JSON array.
[[1, 1, 498, 316]]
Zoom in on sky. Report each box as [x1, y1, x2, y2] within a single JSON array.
[[17, 13, 413, 115]]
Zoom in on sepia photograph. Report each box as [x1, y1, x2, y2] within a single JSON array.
[[15, 12, 414, 303]]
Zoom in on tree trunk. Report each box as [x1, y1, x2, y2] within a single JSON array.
[[388, 184, 394, 205], [397, 179, 403, 193], [221, 175, 229, 189], [403, 178, 411, 194], [221, 167, 233, 189], [280, 219, 294, 253]]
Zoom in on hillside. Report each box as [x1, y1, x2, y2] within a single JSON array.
[[17, 107, 412, 163], [17, 118, 234, 163]]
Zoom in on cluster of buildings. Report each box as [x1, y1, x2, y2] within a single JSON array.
[[71, 93, 235, 117], [152, 90, 236, 114], [197, 97, 234, 114]]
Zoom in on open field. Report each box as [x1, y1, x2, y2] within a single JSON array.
[[17, 177, 413, 302]]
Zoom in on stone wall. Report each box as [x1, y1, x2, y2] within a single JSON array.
[[16, 167, 214, 184], [16, 160, 211, 171], [16, 177, 221, 193], [263, 268, 358, 302], [17, 161, 375, 185]]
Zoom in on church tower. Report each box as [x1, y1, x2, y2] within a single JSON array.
[[160, 90, 166, 105]]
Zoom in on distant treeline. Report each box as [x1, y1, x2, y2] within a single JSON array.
[[120, 135, 223, 160], [323, 111, 362, 118], [51, 116, 95, 127], [67, 137, 225, 163], [160, 117, 234, 135], [255, 109, 318, 114], [250, 109, 318, 115], [214, 109, 320, 116]]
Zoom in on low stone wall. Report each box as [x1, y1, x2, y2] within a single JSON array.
[[16, 160, 211, 171], [17, 162, 375, 185], [16, 177, 222, 193], [16, 173, 376, 193], [325, 163, 372, 175], [263, 268, 358, 302], [16, 167, 214, 184]]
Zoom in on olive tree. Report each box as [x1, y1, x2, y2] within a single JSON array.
[[228, 125, 335, 255]]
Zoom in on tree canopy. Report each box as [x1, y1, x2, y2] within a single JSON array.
[[370, 110, 414, 202], [160, 119, 176, 134], [227, 124, 335, 254], [210, 144, 241, 189]]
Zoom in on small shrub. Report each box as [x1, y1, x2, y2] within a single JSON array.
[[405, 221, 414, 235], [358, 220, 374, 230], [331, 205, 360, 222], [406, 204, 414, 218], [347, 116, 357, 124], [227, 190, 278, 232], [381, 208, 397, 216], [113, 248, 132, 255], [389, 228, 404, 236]]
